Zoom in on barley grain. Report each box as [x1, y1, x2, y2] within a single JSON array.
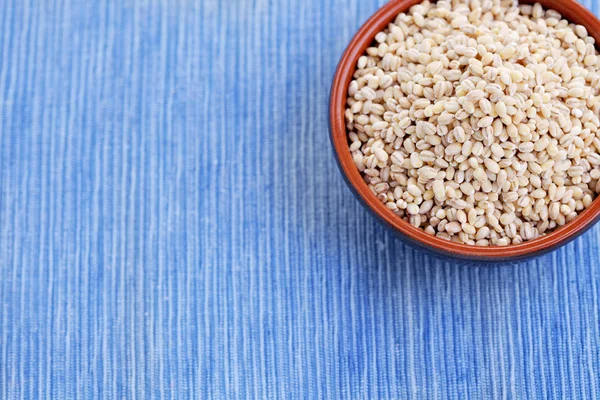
[[346, 1, 600, 246]]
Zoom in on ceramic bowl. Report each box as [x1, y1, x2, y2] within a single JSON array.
[[330, 0, 600, 261]]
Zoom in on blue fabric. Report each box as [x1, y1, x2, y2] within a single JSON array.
[[1, 0, 600, 398]]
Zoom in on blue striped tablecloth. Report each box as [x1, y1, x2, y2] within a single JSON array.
[[1, 0, 600, 398]]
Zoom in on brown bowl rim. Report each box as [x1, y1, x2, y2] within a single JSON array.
[[330, 0, 600, 260]]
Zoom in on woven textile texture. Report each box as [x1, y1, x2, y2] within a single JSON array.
[[1, 0, 600, 398]]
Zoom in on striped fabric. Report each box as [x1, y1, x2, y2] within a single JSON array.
[[1, 0, 599, 398]]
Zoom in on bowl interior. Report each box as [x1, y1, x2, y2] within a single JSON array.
[[330, 0, 600, 260]]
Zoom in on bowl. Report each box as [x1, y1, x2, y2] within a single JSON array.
[[330, 0, 600, 261]]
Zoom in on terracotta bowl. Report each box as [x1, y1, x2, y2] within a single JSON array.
[[330, 0, 600, 261]]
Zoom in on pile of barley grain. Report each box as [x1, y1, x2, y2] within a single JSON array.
[[346, 0, 600, 246]]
